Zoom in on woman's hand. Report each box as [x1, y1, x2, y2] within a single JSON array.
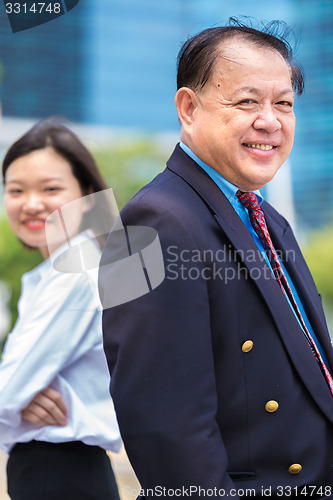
[[21, 387, 67, 427]]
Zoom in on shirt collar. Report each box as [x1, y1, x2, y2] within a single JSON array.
[[22, 229, 97, 283], [179, 141, 263, 208]]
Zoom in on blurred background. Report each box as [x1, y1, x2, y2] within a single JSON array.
[[0, 0, 332, 497]]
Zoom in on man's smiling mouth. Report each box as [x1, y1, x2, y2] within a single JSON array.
[[243, 144, 276, 151]]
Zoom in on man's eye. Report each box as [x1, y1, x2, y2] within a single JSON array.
[[237, 99, 258, 107], [277, 101, 293, 107]]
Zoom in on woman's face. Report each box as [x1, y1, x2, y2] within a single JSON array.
[[4, 147, 84, 258]]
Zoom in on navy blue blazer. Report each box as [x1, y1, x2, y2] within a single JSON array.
[[100, 145, 333, 498]]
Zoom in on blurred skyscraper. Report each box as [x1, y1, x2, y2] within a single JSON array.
[[0, 1, 84, 120], [0, 0, 331, 228], [0, 0, 292, 129], [290, 0, 333, 228]]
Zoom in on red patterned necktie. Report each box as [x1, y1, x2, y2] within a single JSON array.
[[236, 190, 333, 396]]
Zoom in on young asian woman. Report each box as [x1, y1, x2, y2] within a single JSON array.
[[0, 120, 122, 500]]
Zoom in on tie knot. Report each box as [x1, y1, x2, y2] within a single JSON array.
[[236, 190, 261, 212]]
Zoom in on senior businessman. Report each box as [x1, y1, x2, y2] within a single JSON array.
[[100, 20, 333, 498]]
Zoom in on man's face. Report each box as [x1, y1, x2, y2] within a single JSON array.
[[180, 38, 296, 191]]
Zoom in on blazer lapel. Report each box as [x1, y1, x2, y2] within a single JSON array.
[[264, 203, 333, 371], [167, 145, 333, 422]]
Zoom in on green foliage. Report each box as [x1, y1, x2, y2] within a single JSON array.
[[303, 226, 333, 304], [93, 140, 167, 210]]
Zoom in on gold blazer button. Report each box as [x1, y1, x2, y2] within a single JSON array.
[[241, 340, 253, 353], [288, 464, 302, 475], [265, 400, 279, 412]]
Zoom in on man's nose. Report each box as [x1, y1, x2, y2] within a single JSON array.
[[252, 104, 281, 133]]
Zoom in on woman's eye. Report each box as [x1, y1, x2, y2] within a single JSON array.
[[8, 189, 22, 194], [45, 187, 60, 192]]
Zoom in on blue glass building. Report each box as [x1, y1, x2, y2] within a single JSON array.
[[0, 0, 332, 229], [290, 1, 333, 228], [0, 1, 85, 120], [0, 0, 293, 129]]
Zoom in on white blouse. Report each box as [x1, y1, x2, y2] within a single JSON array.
[[0, 232, 121, 454]]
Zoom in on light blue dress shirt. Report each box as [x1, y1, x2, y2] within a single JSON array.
[[179, 141, 330, 371], [0, 232, 122, 454]]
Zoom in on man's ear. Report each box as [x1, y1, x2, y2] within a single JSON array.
[[174, 87, 198, 133]]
